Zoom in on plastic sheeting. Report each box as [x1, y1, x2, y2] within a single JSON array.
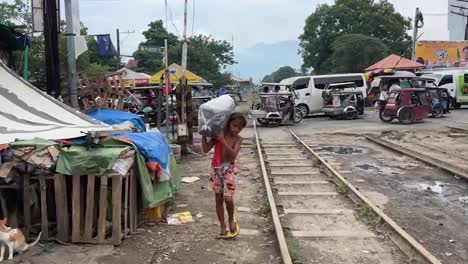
[[198, 95, 235, 138], [0, 60, 111, 144], [88, 109, 146, 132]]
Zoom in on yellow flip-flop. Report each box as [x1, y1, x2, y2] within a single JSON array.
[[227, 218, 240, 239]]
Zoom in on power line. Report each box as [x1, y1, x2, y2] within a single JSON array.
[[165, 0, 180, 35]]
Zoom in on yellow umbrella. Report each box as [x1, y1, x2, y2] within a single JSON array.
[[150, 63, 206, 84]]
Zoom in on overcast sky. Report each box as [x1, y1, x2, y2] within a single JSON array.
[[76, 0, 451, 56]]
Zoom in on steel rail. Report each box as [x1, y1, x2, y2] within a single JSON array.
[[289, 128, 442, 264], [253, 121, 292, 264], [366, 135, 468, 181]]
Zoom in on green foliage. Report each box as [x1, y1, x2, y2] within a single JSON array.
[[299, 0, 411, 73], [262, 66, 301, 83], [331, 34, 390, 73], [0, 0, 31, 30], [133, 20, 236, 87]]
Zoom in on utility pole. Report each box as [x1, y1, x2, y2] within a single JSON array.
[[451, 1, 468, 40], [43, 0, 61, 98], [116, 28, 120, 69], [165, 39, 170, 136], [412, 8, 423, 61], [65, 0, 78, 108], [177, 0, 189, 146]]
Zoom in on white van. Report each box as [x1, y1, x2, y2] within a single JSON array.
[[280, 74, 367, 116], [421, 69, 468, 108]]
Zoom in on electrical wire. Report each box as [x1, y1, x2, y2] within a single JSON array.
[[165, 0, 180, 35]]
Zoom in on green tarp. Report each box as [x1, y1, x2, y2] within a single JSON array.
[[9, 138, 181, 208], [56, 144, 129, 176]]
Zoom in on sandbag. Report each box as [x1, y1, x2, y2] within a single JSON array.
[[198, 95, 235, 138]]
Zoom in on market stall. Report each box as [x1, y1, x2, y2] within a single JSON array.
[[0, 61, 180, 245]]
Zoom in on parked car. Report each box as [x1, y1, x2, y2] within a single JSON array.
[[280, 73, 367, 117], [420, 69, 468, 109]]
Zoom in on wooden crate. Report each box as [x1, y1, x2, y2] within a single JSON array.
[[71, 171, 137, 245], [20, 170, 137, 245]]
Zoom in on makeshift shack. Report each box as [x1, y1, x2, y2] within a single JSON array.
[[0, 61, 180, 246]]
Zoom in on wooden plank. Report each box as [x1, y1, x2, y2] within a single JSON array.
[[111, 177, 123, 245], [22, 174, 31, 239], [71, 175, 81, 242], [84, 175, 96, 241], [39, 175, 49, 239], [130, 170, 137, 232], [54, 174, 69, 242], [268, 164, 314, 168], [270, 171, 319, 176], [274, 181, 329, 185], [124, 175, 129, 234], [291, 230, 376, 238], [253, 121, 293, 264], [97, 176, 108, 242], [284, 209, 353, 215], [278, 191, 338, 196]]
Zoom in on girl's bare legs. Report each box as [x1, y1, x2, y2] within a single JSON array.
[[215, 193, 227, 234], [225, 198, 236, 233]]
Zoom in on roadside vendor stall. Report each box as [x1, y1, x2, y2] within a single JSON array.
[[0, 61, 180, 245]]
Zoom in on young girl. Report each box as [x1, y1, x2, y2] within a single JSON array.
[[202, 112, 247, 239]]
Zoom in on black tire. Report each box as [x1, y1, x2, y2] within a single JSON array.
[[453, 98, 461, 109], [293, 108, 303, 123], [431, 104, 444, 118], [345, 110, 358, 120], [297, 104, 309, 117], [257, 118, 269, 126], [379, 109, 394, 123], [398, 107, 416, 124]]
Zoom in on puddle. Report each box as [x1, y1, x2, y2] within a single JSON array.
[[405, 181, 446, 194], [355, 164, 378, 170], [321, 146, 365, 155]]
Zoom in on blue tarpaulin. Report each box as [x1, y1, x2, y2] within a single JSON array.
[[88, 109, 146, 131], [117, 132, 171, 169]]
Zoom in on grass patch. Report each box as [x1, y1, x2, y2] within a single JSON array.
[[256, 200, 271, 218], [335, 183, 348, 195], [284, 230, 304, 264], [354, 203, 383, 228]]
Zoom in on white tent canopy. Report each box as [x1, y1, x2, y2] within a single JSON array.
[[116, 67, 151, 80], [0, 60, 111, 144]]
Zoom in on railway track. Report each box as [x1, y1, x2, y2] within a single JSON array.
[[253, 122, 442, 264]]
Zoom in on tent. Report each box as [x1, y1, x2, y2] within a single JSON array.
[[115, 67, 151, 86], [365, 54, 424, 71], [0, 60, 110, 144], [150, 63, 206, 84]]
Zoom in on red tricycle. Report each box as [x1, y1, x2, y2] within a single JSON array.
[[378, 88, 431, 124]]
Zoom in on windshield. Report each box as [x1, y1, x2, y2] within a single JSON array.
[[422, 74, 442, 82]]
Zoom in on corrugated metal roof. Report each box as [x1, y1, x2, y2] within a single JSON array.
[[0, 60, 111, 144]]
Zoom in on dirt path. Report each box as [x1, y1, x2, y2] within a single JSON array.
[[147, 130, 280, 264]]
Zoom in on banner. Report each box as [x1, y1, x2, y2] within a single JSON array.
[[96, 35, 116, 57], [415, 41, 468, 68]]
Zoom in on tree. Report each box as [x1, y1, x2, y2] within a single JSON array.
[[299, 0, 411, 73], [133, 21, 236, 87], [330, 34, 390, 73], [262, 66, 300, 83], [132, 20, 178, 74]]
